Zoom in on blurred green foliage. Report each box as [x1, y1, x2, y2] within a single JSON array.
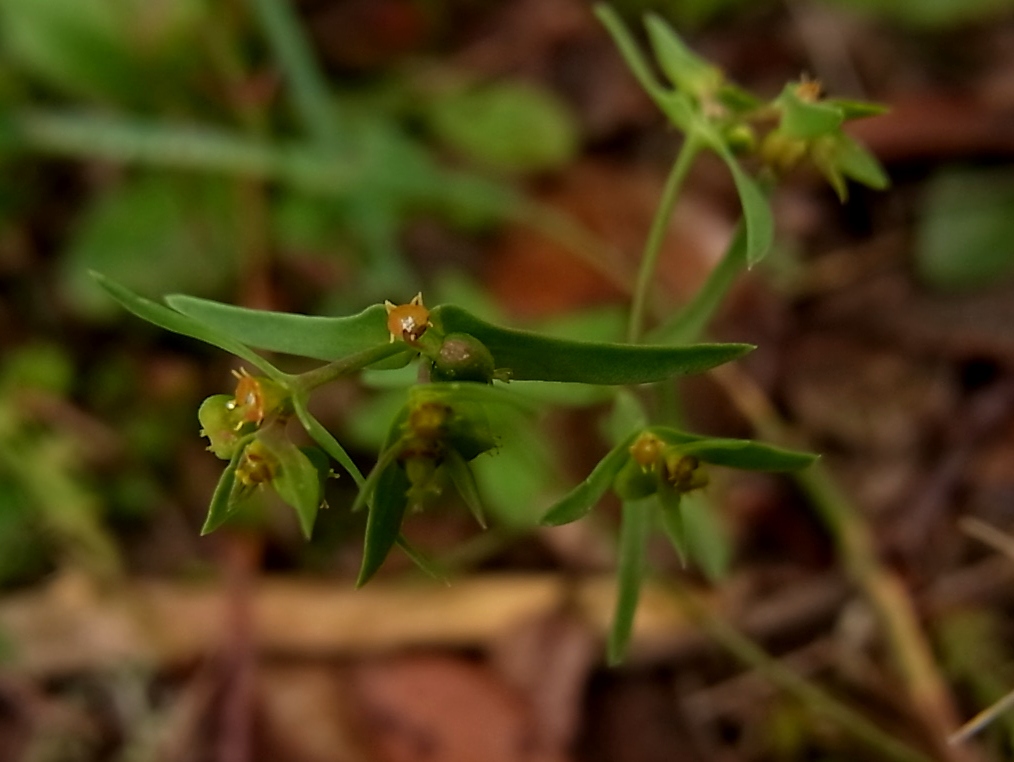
[[620, 0, 1014, 26], [916, 166, 1014, 291]]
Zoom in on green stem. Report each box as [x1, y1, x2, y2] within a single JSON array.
[[626, 136, 701, 343], [512, 199, 634, 298], [668, 581, 932, 762], [653, 224, 748, 345], [293, 343, 413, 393], [249, 0, 344, 148], [713, 364, 971, 761]]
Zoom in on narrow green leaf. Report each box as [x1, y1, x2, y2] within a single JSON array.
[[607, 498, 653, 665], [443, 448, 487, 529], [261, 438, 322, 539], [93, 273, 286, 382], [540, 433, 637, 526], [644, 14, 722, 97], [395, 535, 450, 585], [356, 458, 410, 587], [649, 427, 818, 471], [249, 0, 343, 148], [200, 441, 250, 535], [292, 392, 365, 487], [683, 493, 731, 581], [432, 305, 753, 384], [832, 133, 889, 190], [350, 443, 402, 514], [166, 295, 398, 363], [717, 153, 774, 266], [594, 5, 668, 101], [657, 488, 687, 564]]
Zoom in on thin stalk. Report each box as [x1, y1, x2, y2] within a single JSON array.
[[950, 687, 1014, 746], [626, 136, 701, 343], [512, 199, 635, 298], [668, 580, 932, 762], [652, 224, 748, 345], [292, 343, 413, 393], [712, 362, 979, 762]]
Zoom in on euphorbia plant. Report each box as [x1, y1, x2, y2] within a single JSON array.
[[95, 4, 887, 664]]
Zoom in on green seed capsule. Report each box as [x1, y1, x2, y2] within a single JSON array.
[[430, 333, 496, 384], [198, 394, 246, 459]]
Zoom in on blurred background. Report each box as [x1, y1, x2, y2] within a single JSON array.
[[2, 0, 1014, 760]]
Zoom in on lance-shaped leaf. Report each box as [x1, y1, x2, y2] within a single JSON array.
[[594, 5, 668, 102], [93, 273, 286, 382], [395, 535, 449, 585], [261, 437, 323, 539], [165, 294, 404, 364], [432, 305, 753, 384], [813, 133, 889, 202], [644, 14, 722, 98], [444, 447, 487, 529], [356, 457, 411, 587], [350, 443, 402, 514], [715, 149, 773, 266], [657, 487, 687, 565], [649, 426, 818, 471], [682, 493, 731, 582], [608, 498, 653, 665], [540, 433, 638, 526], [200, 438, 254, 535], [292, 392, 365, 487]]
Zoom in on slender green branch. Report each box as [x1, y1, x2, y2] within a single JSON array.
[[667, 581, 932, 762], [651, 225, 747, 344], [626, 136, 701, 343], [712, 363, 973, 762], [12, 109, 360, 193], [249, 0, 344, 148], [292, 343, 413, 393]]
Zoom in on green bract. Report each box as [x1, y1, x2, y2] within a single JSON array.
[[541, 425, 817, 663], [354, 386, 502, 586]]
